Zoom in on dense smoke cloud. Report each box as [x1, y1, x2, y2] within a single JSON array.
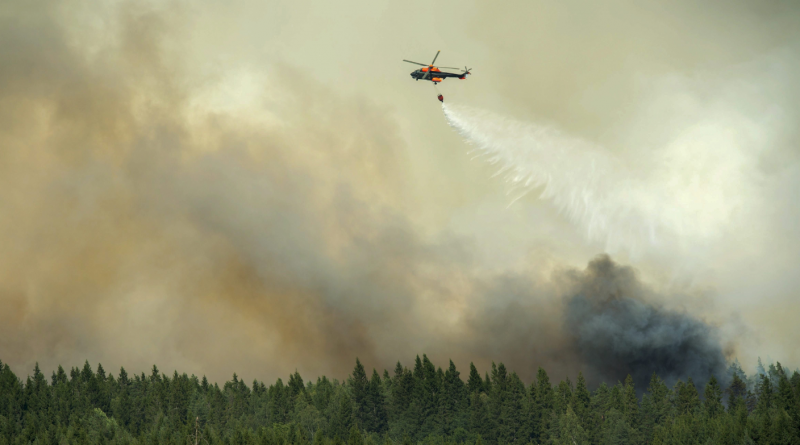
[[0, 0, 410, 382], [564, 255, 728, 389], [0, 0, 797, 386]]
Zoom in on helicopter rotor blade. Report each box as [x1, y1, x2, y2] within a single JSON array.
[[438, 66, 460, 70], [430, 50, 440, 66], [403, 60, 427, 66]]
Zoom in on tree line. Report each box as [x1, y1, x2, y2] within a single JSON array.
[[1, 356, 799, 445]]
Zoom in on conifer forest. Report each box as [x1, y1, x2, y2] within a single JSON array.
[[1, 357, 799, 445]]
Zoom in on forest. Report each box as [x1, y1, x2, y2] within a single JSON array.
[[1, 356, 799, 445]]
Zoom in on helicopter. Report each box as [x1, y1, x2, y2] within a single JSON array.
[[404, 51, 471, 84]]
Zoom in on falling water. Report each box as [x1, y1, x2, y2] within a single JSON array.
[[441, 102, 732, 256]]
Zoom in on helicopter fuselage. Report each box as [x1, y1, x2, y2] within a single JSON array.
[[404, 51, 471, 83], [410, 68, 467, 82]]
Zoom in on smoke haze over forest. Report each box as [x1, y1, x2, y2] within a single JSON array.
[[1, 0, 799, 386]]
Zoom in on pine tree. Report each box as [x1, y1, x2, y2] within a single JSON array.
[[269, 378, 290, 424], [621, 375, 639, 432], [553, 379, 572, 415], [607, 384, 623, 414], [727, 373, 747, 412], [791, 371, 800, 394], [639, 373, 669, 443], [728, 359, 747, 382], [413, 355, 440, 439], [571, 372, 590, 421], [439, 361, 466, 436], [757, 357, 767, 377], [468, 392, 491, 443], [115, 367, 131, 428], [351, 359, 370, 430], [503, 372, 529, 444], [775, 363, 795, 411], [675, 378, 700, 415], [703, 376, 723, 418], [369, 370, 388, 434], [331, 392, 354, 440], [467, 363, 483, 395], [775, 364, 800, 441], [408, 355, 427, 439], [51, 365, 70, 423], [95, 363, 111, 414], [769, 362, 783, 390], [756, 375, 774, 415], [389, 362, 414, 439], [146, 364, 164, 424], [314, 376, 334, 413], [26, 363, 48, 416], [532, 368, 553, 443], [290, 371, 307, 398], [488, 362, 508, 442], [746, 388, 759, 413]]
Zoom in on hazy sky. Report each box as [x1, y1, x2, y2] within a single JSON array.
[[1, 0, 798, 385]]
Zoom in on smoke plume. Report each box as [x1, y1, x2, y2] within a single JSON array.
[[563, 255, 728, 389], [2, 0, 797, 386]]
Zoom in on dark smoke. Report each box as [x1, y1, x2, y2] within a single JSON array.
[[565, 255, 728, 389]]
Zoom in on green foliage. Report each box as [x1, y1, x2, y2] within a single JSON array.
[[598, 409, 635, 445], [348, 425, 363, 445], [675, 378, 701, 415], [621, 375, 638, 427], [467, 364, 483, 395], [572, 372, 590, 420], [703, 375, 723, 419], [439, 361, 466, 436], [727, 372, 748, 413], [330, 390, 354, 439], [552, 406, 588, 445], [2, 357, 800, 445], [532, 367, 554, 442]]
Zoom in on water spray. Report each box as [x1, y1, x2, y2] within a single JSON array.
[[441, 103, 664, 255]]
